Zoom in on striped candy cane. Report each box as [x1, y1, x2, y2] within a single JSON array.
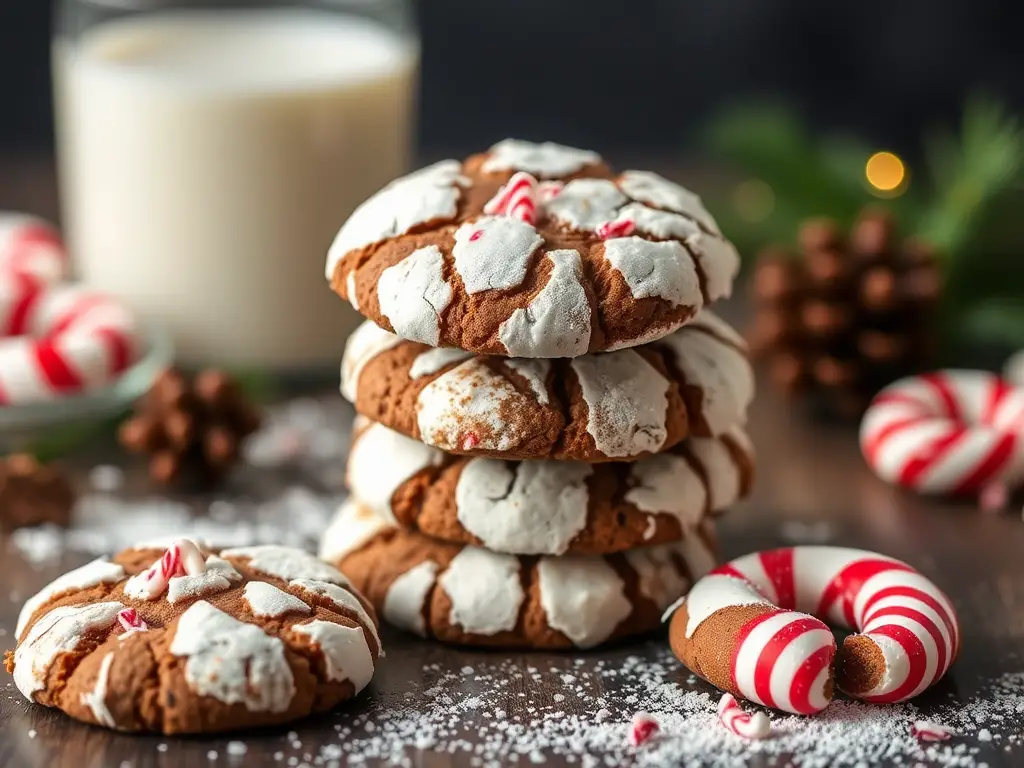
[[125, 539, 208, 600], [484, 172, 539, 224], [861, 371, 1024, 496], [0, 213, 67, 284], [117, 607, 149, 633], [668, 546, 960, 714], [717, 694, 770, 739], [596, 218, 637, 240], [0, 279, 142, 405]]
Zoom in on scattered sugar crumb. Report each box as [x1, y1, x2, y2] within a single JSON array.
[[27, 729, 36, 739], [89, 464, 125, 492]]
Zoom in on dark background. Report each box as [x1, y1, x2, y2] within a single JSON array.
[[1, 0, 1022, 156]]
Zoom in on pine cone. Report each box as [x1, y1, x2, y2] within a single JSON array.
[[119, 369, 262, 485], [749, 208, 942, 419], [0, 454, 75, 531]]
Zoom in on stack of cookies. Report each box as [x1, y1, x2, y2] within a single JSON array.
[[319, 140, 756, 649]]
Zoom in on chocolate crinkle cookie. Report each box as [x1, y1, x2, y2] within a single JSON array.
[[327, 139, 740, 358], [320, 500, 720, 650], [5, 542, 381, 734]]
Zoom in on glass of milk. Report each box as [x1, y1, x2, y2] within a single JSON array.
[[54, 0, 418, 373]]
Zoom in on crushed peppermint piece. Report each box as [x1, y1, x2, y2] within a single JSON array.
[[628, 712, 660, 747]]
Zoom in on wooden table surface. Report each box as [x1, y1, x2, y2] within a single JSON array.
[[1, 387, 1022, 768], [1, 158, 1022, 767]]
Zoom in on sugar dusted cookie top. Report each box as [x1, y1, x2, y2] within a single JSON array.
[[5, 542, 381, 735], [327, 139, 740, 358], [340, 310, 754, 462]]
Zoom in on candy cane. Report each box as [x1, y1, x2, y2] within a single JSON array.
[[596, 218, 637, 240], [628, 712, 660, 747], [0, 213, 67, 284], [911, 720, 953, 742], [717, 694, 770, 739], [861, 371, 1024, 496], [668, 546, 960, 715], [116, 607, 148, 633], [125, 539, 208, 600], [484, 172, 538, 224], [0, 280, 142, 405], [537, 181, 564, 202]]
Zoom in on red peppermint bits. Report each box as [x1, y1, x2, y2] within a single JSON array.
[[911, 720, 953, 742], [596, 218, 636, 240], [628, 712, 660, 747]]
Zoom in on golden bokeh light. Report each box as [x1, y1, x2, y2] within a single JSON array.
[[865, 151, 907, 195]]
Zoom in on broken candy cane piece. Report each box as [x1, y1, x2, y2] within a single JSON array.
[[718, 694, 770, 740], [596, 218, 637, 240], [484, 172, 538, 224], [911, 720, 953, 742], [537, 181, 564, 202], [125, 539, 208, 600], [628, 712, 660, 747], [117, 607, 148, 633]]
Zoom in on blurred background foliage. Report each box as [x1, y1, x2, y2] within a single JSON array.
[[703, 96, 1024, 351]]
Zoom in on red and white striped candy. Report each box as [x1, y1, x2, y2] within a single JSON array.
[[126, 539, 208, 600], [628, 712, 660, 746], [0, 279, 141, 405], [717, 694, 770, 739], [672, 546, 960, 714], [861, 371, 1024, 496], [911, 720, 953, 742], [484, 172, 539, 224], [0, 213, 67, 284], [117, 607, 149, 633], [595, 218, 637, 240], [536, 181, 564, 203]]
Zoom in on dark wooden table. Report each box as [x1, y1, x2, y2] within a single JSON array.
[[2, 158, 1022, 767], [1, 387, 1022, 768]]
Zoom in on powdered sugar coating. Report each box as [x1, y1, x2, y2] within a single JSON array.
[[452, 217, 542, 294], [319, 502, 392, 563], [410, 348, 474, 380], [416, 359, 524, 453], [348, 422, 445, 521], [504, 359, 552, 404], [170, 601, 295, 713], [291, 578, 381, 652], [537, 557, 631, 649], [383, 561, 438, 637], [498, 249, 592, 358], [602, 237, 703, 309], [80, 651, 116, 728], [326, 160, 467, 279], [223, 545, 348, 587], [626, 547, 692, 608], [689, 431, 745, 510], [340, 321, 402, 402], [455, 459, 592, 555], [626, 454, 707, 528], [570, 351, 669, 457], [482, 139, 601, 178], [659, 313, 755, 435], [166, 556, 243, 604], [292, 620, 374, 693], [438, 547, 523, 635], [544, 179, 628, 230], [16, 558, 125, 639], [243, 582, 312, 618], [618, 170, 721, 236], [376, 245, 453, 346], [14, 602, 124, 698]]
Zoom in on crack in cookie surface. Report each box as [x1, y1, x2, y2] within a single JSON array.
[[6, 544, 381, 735], [329, 140, 740, 357]]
